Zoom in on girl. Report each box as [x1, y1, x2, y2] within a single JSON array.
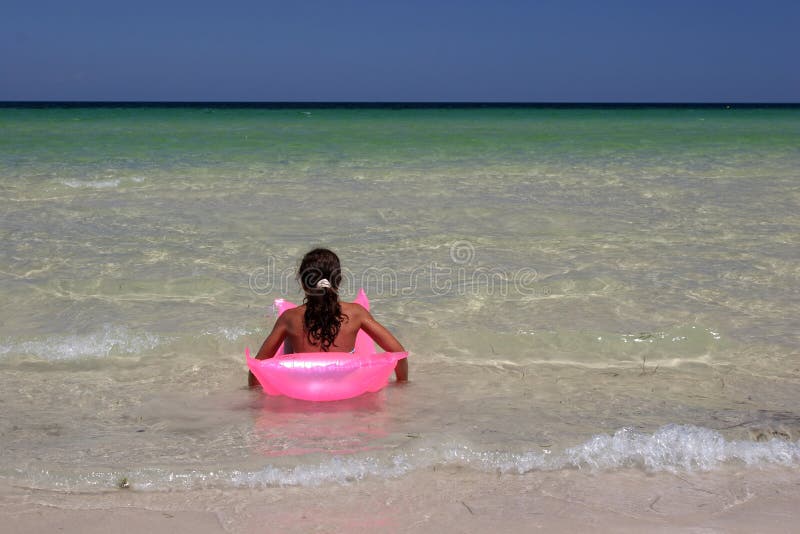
[[248, 248, 408, 387]]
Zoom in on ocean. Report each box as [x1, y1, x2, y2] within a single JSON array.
[[1, 103, 799, 491]]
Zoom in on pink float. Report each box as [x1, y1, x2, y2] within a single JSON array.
[[246, 289, 407, 401]]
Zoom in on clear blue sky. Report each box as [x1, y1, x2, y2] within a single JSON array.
[[1, 0, 798, 102]]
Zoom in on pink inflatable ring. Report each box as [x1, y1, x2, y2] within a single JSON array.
[[246, 289, 408, 401]]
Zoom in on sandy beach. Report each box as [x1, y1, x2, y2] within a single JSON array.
[[5, 467, 800, 533]]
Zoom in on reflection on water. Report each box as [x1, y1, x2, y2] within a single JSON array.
[[251, 392, 391, 457]]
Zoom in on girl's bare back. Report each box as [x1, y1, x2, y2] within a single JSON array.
[[282, 302, 364, 353], [254, 302, 404, 363]]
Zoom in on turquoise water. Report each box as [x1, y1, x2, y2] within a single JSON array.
[[1, 105, 799, 490]]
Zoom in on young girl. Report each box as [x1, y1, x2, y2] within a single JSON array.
[[248, 248, 408, 387]]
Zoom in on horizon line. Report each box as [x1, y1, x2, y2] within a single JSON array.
[[1, 101, 798, 108]]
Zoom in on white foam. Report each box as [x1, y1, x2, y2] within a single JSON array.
[[560, 425, 799, 471], [206, 326, 252, 342], [61, 179, 121, 189], [15, 425, 799, 491], [234, 425, 800, 486], [433, 425, 799, 474], [0, 325, 162, 360], [230, 455, 412, 488]]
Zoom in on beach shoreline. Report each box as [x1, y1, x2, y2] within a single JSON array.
[[5, 466, 800, 533]]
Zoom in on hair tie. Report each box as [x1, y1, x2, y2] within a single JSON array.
[[316, 279, 331, 289]]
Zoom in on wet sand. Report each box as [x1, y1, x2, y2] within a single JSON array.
[[4, 467, 800, 533]]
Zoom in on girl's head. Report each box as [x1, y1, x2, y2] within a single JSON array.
[[298, 248, 342, 294], [298, 248, 345, 351]]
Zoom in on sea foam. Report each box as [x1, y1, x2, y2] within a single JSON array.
[[188, 425, 800, 488], [61, 179, 121, 189], [0, 325, 162, 360], [13, 425, 800, 491]]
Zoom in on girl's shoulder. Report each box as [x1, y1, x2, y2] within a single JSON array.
[[340, 302, 368, 318], [279, 305, 304, 328], [282, 304, 305, 317]]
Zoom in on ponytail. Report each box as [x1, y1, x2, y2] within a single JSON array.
[[298, 248, 346, 351]]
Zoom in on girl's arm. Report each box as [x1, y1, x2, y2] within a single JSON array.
[[359, 309, 408, 382], [248, 314, 289, 387]]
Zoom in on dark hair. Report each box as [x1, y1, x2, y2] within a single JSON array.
[[298, 248, 346, 351]]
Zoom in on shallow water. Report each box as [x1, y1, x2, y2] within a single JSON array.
[[1, 104, 799, 490]]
